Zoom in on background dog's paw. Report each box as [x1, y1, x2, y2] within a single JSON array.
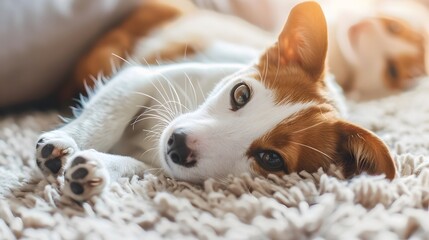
[[62, 151, 109, 202], [35, 131, 79, 182]]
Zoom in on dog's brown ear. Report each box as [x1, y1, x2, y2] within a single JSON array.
[[336, 121, 396, 179], [261, 1, 328, 77]]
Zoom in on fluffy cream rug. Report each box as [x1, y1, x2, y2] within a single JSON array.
[[1, 81, 429, 239]]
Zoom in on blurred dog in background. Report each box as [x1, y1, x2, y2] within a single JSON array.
[[325, 0, 428, 100], [59, 0, 429, 102]]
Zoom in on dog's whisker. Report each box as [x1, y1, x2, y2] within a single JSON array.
[[143, 129, 163, 142], [110, 59, 119, 76], [135, 113, 170, 124], [165, 79, 186, 115], [292, 120, 326, 134], [126, 55, 141, 67], [150, 78, 178, 117], [133, 91, 182, 124], [139, 56, 150, 66], [174, 75, 193, 111], [134, 92, 174, 115], [184, 43, 189, 60], [155, 59, 164, 67], [142, 129, 161, 138], [319, 106, 329, 121], [139, 147, 160, 162], [167, 77, 188, 115], [153, 70, 189, 117], [132, 107, 171, 129], [196, 81, 207, 102], [141, 107, 174, 123], [111, 53, 132, 65], [138, 105, 172, 121], [154, 75, 181, 115], [146, 123, 169, 142], [161, 100, 189, 113], [143, 104, 176, 122], [289, 141, 333, 160], [133, 115, 170, 126], [151, 121, 168, 130], [184, 72, 198, 109]]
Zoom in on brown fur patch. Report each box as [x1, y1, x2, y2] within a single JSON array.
[[256, 53, 327, 104], [247, 106, 396, 179], [335, 121, 396, 179], [247, 105, 337, 177], [255, 1, 328, 105], [58, 1, 182, 102]]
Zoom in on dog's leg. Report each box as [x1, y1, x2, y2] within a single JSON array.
[[62, 149, 148, 202], [36, 66, 159, 182], [35, 64, 242, 183]]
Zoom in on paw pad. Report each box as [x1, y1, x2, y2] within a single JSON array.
[[72, 168, 88, 179], [70, 157, 87, 167], [41, 144, 54, 158], [70, 182, 84, 195], [44, 158, 62, 174], [63, 154, 108, 201]]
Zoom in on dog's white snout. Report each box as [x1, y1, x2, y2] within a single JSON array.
[[166, 129, 196, 168]]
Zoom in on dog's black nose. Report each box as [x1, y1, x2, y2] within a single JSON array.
[[167, 130, 195, 167]]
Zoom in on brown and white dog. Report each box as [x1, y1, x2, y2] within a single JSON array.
[[325, 0, 428, 100], [39, 2, 395, 202]]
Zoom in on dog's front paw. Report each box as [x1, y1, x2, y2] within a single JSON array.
[[63, 151, 109, 202], [35, 131, 79, 182]]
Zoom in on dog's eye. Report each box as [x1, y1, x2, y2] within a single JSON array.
[[386, 21, 401, 35], [255, 151, 284, 172], [387, 60, 399, 81], [230, 82, 251, 111]]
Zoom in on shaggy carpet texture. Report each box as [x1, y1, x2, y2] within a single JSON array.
[[1, 81, 429, 239]]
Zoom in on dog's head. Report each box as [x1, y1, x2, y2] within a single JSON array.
[[337, 5, 427, 99], [159, 2, 396, 183]]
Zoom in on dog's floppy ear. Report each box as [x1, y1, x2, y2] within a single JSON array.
[[336, 121, 396, 180], [261, 1, 328, 77]]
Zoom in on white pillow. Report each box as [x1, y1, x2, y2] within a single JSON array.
[[0, 0, 140, 108]]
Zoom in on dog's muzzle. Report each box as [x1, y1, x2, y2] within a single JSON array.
[[166, 129, 196, 168]]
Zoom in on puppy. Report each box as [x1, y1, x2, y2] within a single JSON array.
[[37, 2, 395, 202], [325, 0, 428, 100]]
